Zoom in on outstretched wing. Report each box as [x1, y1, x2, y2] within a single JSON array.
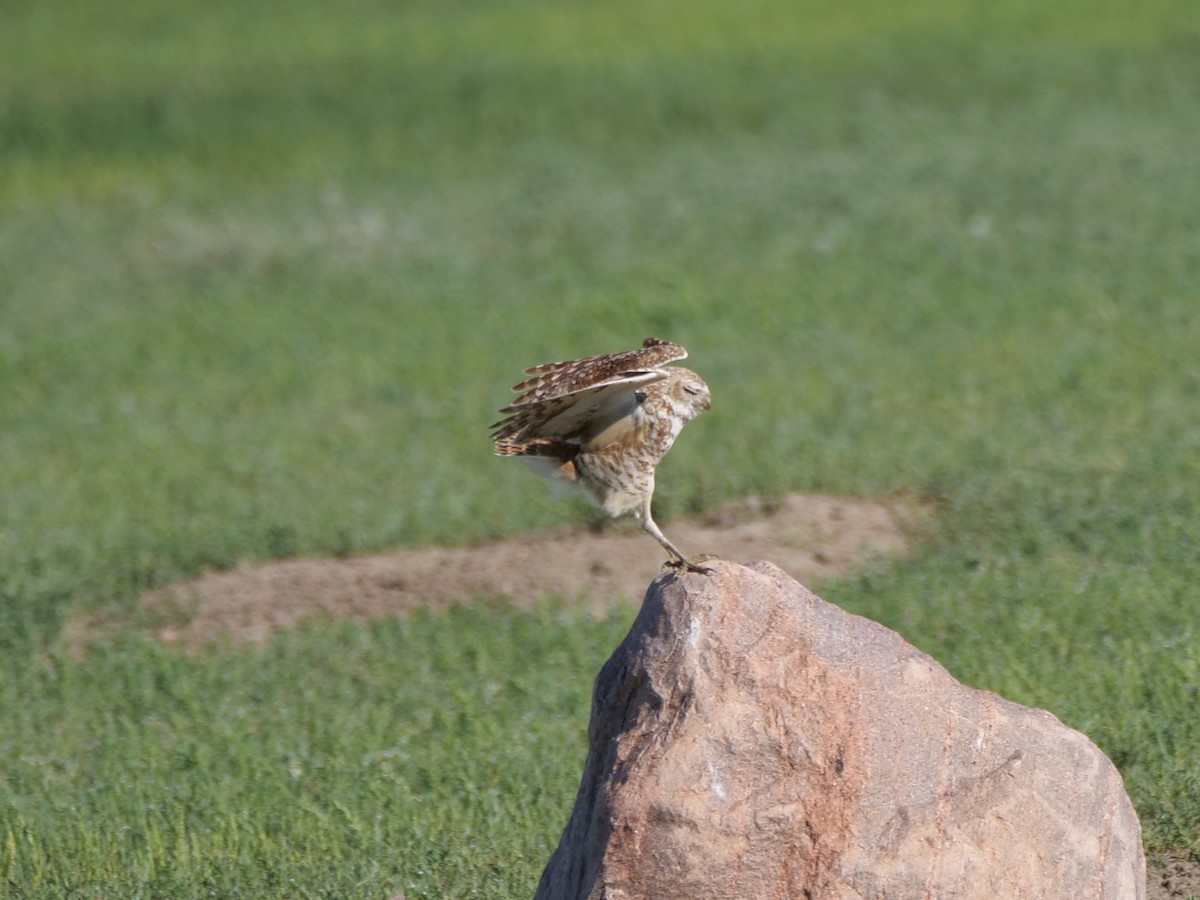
[[507, 337, 686, 405], [490, 338, 687, 447], [491, 370, 665, 447]]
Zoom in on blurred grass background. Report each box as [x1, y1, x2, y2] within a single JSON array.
[[2, 0, 1199, 895]]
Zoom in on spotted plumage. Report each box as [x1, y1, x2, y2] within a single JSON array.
[[491, 338, 713, 571]]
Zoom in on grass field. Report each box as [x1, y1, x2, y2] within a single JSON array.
[[3, 0, 1199, 895]]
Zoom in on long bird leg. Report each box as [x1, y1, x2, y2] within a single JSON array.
[[636, 495, 715, 574]]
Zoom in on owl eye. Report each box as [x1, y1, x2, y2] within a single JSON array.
[[683, 384, 701, 395]]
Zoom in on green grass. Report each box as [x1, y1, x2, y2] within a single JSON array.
[[2, 606, 630, 897], [3, 0, 1200, 894]]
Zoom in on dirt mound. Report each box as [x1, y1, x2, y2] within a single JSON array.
[[77, 493, 922, 650]]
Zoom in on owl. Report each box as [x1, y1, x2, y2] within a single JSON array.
[[491, 338, 714, 572]]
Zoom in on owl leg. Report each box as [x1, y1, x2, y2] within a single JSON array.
[[636, 496, 714, 574]]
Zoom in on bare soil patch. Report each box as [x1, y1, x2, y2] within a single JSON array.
[[1149, 855, 1200, 900], [70, 493, 921, 650]]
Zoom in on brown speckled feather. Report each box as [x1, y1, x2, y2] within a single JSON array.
[[489, 338, 687, 446], [505, 338, 686, 407]]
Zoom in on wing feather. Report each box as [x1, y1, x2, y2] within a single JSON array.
[[491, 338, 687, 447], [505, 338, 686, 405], [490, 371, 664, 445]]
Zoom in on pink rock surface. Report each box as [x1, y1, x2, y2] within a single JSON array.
[[536, 560, 1145, 900]]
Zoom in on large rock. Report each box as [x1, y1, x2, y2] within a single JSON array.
[[536, 560, 1144, 899]]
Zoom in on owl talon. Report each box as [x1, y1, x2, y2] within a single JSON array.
[[663, 554, 717, 575]]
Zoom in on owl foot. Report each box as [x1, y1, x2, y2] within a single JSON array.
[[663, 553, 718, 575]]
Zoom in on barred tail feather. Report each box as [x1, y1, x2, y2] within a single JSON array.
[[494, 437, 580, 484]]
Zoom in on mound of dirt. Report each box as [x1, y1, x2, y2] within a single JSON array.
[[78, 493, 922, 650]]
